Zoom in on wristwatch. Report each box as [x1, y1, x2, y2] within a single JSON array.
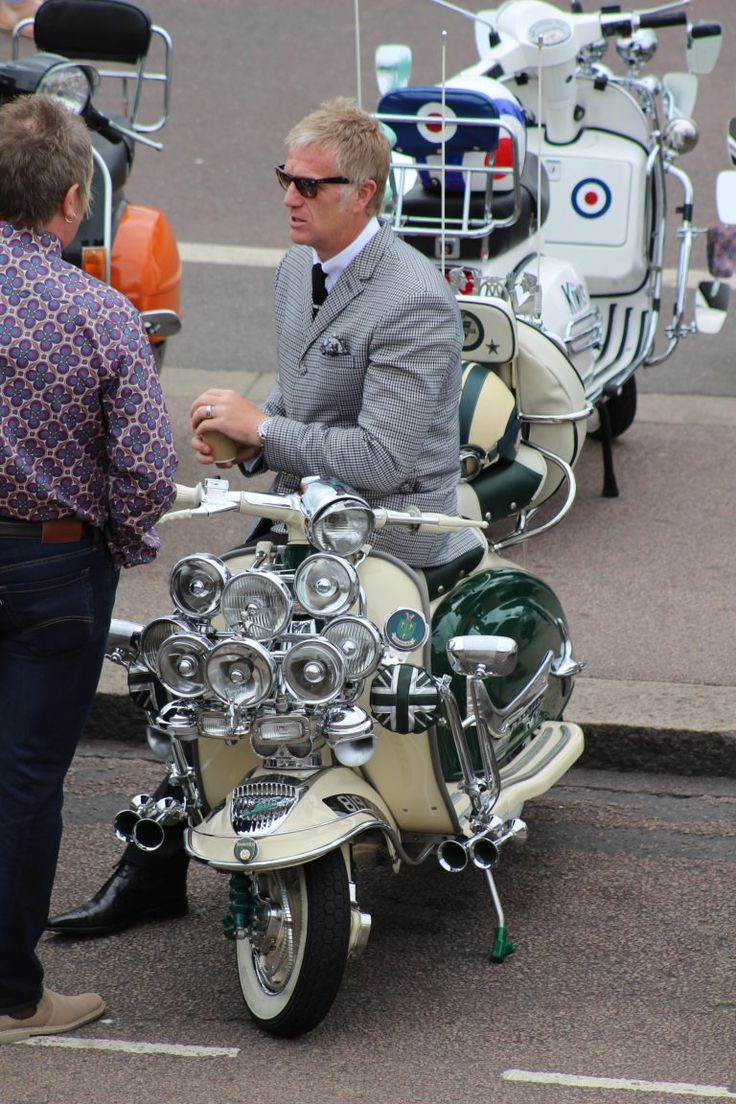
[[256, 417, 272, 446]]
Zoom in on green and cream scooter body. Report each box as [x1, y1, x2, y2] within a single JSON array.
[[112, 298, 586, 1037]]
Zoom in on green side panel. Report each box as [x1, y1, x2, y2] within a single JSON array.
[[431, 567, 572, 778]]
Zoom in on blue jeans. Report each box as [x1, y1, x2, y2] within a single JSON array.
[[0, 529, 119, 1013]]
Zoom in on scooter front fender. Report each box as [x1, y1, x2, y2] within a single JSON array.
[[185, 767, 398, 872]]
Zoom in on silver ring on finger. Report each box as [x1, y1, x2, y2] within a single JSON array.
[[205, 404, 213, 420]]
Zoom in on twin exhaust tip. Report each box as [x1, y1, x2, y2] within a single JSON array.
[[436, 818, 527, 873], [114, 794, 185, 852]]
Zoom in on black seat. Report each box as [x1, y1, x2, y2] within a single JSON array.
[[401, 152, 549, 262]]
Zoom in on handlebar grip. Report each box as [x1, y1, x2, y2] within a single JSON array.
[[172, 483, 202, 509], [638, 10, 688, 29], [84, 104, 123, 145]]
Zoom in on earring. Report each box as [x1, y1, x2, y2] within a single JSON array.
[[64, 215, 74, 223]]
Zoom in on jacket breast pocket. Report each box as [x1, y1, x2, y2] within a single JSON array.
[[321, 354, 359, 371]]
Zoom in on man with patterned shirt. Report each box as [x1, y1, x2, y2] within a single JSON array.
[[0, 95, 177, 1044]]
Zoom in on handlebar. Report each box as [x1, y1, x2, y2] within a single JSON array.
[[638, 10, 688, 28], [163, 480, 488, 537]]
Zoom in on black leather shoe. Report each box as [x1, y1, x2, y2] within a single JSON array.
[[46, 858, 189, 937]]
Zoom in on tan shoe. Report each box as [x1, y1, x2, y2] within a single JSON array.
[[0, 988, 105, 1044], [0, 0, 41, 37]]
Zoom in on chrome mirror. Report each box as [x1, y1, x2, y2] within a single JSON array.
[[694, 281, 729, 335], [375, 43, 412, 95], [663, 72, 697, 119], [716, 171, 736, 225], [141, 309, 182, 339], [447, 635, 517, 678], [686, 21, 722, 76], [728, 118, 736, 168]]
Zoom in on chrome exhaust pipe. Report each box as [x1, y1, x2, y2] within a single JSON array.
[[436, 838, 469, 873], [113, 793, 153, 843], [113, 794, 186, 852], [493, 817, 528, 850], [467, 837, 500, 870], [131, 817, 166, 852]]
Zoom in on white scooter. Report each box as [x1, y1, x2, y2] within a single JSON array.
[[372, 0, 726, 493]]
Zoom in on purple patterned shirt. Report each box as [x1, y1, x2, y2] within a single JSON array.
[[0, 222, 177, 567]]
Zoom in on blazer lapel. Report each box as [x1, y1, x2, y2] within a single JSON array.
[[303, 221, 394, 350]]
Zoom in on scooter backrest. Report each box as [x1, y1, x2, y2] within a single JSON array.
[[33, 0, 152, 63], [379, 85, 524, 194], [460, 362, 520, 465]]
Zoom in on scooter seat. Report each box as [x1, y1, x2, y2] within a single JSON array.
[[422, 540, 485, 601], [398, 152, 548, 261]]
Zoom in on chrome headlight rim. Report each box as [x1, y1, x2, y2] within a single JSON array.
[[169, 553, 230, 620], [281, 637, 347, 705], [220, 569, 293, 640], [156, 632, 210, 699], [306, 498, 374, 556], [321, 615, 383, 681], [293, 553, 360, 618], [37, 61, 96, 115], [204, 637, 277, 708], [140, 616, 190, 674]]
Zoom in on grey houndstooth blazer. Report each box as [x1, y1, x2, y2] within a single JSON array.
[[261, 220, 480, 566]]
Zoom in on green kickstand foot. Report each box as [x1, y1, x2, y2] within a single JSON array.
[[490, 925, 517, 962]]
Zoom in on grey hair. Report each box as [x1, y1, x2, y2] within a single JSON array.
[[287, 97, 390, 217]]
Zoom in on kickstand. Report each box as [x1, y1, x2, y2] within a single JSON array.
[[483, 868, 516, 962], [598, 402, 619, 498]]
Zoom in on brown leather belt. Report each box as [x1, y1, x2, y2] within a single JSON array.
[[0, 517, 87, 544]]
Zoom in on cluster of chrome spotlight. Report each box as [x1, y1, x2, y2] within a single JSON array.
[[134, 546, 385, 766]]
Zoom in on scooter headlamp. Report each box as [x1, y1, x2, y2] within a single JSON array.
[[204, 639, 276, 707], [322, 616, 383, 680], [281, 639, 346, 704], [170, 554, 230, 620], [140, 616, 189, 674], [157, 634, 210, 698], [307, 500, 374, 555], [294, 554, 359, 617], [37, 62, 95, 115], [300, 478, 373, 555], [250, 714, 314, 760], [221, 571, 292, 640]]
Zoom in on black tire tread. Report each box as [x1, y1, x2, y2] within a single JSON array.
[[249, 850, 351, 1038]]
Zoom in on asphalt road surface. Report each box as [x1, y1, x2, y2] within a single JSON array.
[[1, 2, 735, 1100], [0, 747, 734, 1104]]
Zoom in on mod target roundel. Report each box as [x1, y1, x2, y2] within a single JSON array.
[[571, 177, 612, 219], [417, 101, 457, 144]]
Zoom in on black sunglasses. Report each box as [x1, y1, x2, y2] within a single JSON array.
[[275, 164, 352, 199]]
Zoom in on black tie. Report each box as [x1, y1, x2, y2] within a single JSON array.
[[312, 263, 328, 318]]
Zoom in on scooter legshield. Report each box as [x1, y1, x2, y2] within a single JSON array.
[[430, 566, 573, 778]]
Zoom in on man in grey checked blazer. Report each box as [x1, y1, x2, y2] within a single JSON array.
[[45, 100, 483, 941], [192, 98, 478, 567]]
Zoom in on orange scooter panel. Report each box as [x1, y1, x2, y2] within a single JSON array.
[[110, 203, 181, 318]]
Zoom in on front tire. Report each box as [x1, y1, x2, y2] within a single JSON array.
[[236, 850, 351, 1037]]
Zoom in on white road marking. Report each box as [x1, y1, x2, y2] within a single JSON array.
[[19, 1035, 239, 1058], [502, 1070, 736, 1098], [179, 242, 284, 268], [176, 243, 735, 290]]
